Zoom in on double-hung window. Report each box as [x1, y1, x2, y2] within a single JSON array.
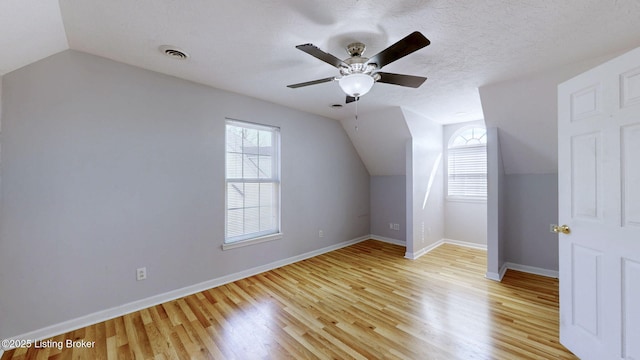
[[225, 119, 281, 247], [447, 126, 487, 200]]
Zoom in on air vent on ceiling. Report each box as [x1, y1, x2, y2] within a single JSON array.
[[159, 45, 189, 59]]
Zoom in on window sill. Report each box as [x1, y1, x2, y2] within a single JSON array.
[[222, 233, 283, 250], [446, 196, 487, 204]]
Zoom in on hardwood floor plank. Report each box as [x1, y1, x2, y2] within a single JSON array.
[[113, 317, 128, 348], [105, 334, 117, 360], [1, 240, 578, 359]]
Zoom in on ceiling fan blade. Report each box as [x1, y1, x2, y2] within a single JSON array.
[[376, 72, 427, 88], [366, 32, 430, 69], [287, 77, 336, 88], [345, 95, 359, 103], [296, 44, 348, 68]]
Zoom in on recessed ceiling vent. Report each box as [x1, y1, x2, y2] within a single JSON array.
[[159, 45, 189, 59]]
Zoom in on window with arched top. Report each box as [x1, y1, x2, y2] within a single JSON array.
[[447, 126, 487, 200]]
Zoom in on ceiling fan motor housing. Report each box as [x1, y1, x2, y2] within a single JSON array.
[[341, 42, 378, 76], [340, 57, 376, 76], [346, 42, 366, 57]]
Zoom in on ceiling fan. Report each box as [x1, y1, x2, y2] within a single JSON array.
[[287, 31, 430, 103]]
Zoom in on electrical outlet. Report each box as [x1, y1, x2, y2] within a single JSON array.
[[318, 230, 324, 238], [136, 267, 147, 281], [389, 222, 393, 229]]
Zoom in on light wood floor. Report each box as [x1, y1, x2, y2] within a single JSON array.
[[2, 240, 578, 359]]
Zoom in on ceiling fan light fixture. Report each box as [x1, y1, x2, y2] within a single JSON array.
[[338, 73, 374, 97]]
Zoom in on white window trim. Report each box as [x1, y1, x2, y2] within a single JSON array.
[[446, 125, 487, 202], [222, 232, 284, 250], [224, 118, 281, 249], [446, 196, 487, 203]]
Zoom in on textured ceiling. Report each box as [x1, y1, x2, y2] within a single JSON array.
[[2, 0, 640, 125]]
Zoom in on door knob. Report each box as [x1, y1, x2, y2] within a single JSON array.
[[551, 224, 571, 234]]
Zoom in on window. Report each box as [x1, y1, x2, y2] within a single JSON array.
[[225, 119, 280, 247], [447, 126, 487, 200]]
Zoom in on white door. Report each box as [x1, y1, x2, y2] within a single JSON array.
[[558, 46, 640, 360]]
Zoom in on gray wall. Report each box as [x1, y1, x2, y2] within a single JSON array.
[[0, 50, 370, 338], [504, 173, 559, 270], [369, 175, 406, 242], [487, 127, 506, 278], [403, 109, 444, 256]]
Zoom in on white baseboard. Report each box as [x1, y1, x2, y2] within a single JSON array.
[[405, 239, 444, 260], [486, 262, 558, 281], [442, 238, 487, 250], [404, 238, 487, 260], [0, 349, 4, 358], [486, 262, 508, 281], [485, 272, 500, 281], [504, 262, 558, 278], [369, 235, 405, 246], [5, 235, 370, 347], [398, 239, 557, 281]]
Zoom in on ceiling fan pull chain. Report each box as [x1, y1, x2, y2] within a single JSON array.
[[355, 96, 359, 132]]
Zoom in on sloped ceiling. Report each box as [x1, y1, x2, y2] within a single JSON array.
[[480, 53, 620, 174], [2, 1, 640, 176], [0, 0, 67, 74], [341, 107, 410, 176], [3, 1, 640, 125]]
